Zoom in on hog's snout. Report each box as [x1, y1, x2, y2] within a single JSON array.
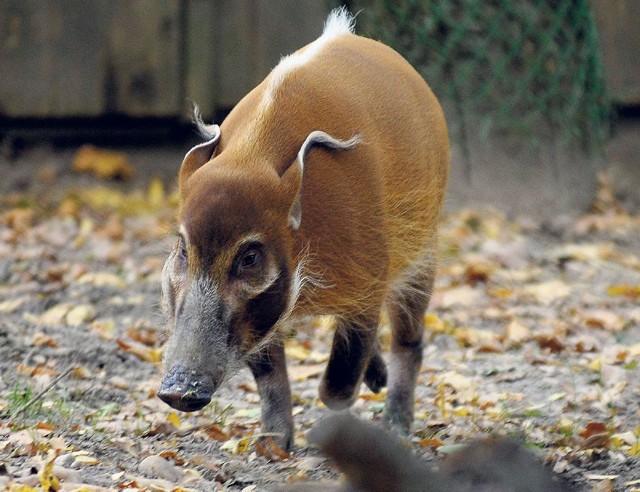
[[158, 366, 216, 412]]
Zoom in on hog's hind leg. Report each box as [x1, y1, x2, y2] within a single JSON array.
[[248, 340, 294, 450], [319, 312, 381, 410], [384, 260, 435, 434]]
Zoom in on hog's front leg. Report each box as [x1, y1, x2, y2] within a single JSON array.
[[248, 340, 294, 450]]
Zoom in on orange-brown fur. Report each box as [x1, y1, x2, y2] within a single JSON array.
[[160, 10, 449, 449], [180, 34, 448, 319]]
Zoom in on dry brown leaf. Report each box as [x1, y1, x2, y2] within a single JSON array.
[[463, 263, 493, 285], [1, 208, 35, 231], [255, 437, 291, 461], [583, 310, 625, 332], [580, 422, 609, 439], [536, 334, 566, 353], [31, 332, 59, 348], [419, 438, 443, 448], [72, 145, 134, 180], [116, 338, 161, 363], [127, 323, 160, 346], [205, 424, 230, 442], [289, 363, 325, 382]]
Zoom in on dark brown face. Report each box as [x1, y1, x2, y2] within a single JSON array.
[[158, 171, 294, 412]]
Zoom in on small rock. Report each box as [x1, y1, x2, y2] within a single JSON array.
[[53, 465, 82, 483], [295, 457, 326, 471], [54, 453, 75, 468], [138, 455, 180, 483]]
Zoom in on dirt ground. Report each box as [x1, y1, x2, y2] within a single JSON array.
[[0, 134, 639, 491]]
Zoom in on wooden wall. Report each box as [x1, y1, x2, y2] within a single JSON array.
[[0, 0, 327, 119]]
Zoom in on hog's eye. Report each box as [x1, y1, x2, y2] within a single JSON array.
[[233, 243, 263, 277], [241, 250, 258, 268]]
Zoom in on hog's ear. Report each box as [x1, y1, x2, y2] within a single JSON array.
[[283, 131, 360, 230], [178, 125, 221, 193]]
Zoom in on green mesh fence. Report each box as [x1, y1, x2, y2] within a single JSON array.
[[332, 0, 610, 152]]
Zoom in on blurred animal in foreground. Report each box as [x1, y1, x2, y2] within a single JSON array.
[[279, 414, 574, 492]]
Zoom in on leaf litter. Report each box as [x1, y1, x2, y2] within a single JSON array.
[[0, 149, 639, 490]]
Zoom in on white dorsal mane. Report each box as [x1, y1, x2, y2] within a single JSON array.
[[262, 8, 356, 107]]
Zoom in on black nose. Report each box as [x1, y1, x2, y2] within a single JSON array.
[[157, 387, 212, 412], [158, 366, 213, 412]]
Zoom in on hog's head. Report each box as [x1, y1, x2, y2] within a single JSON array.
[[158, 127, 301, 412]]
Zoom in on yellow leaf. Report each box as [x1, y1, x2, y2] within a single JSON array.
[[73, 454, 100, 466], [66, 304, 96, 327], [167, 412, 182, 428], [452, 406, 471, 417], [435, 381, 448, 419], [359, 388, 387, 401], [285, 342, 310, 361], [38, 458, 60, 491], [607, 284, 640, 299], [147, 177, 165, 208], [589, 357, 602, 372], [424, 313, 450, 333]]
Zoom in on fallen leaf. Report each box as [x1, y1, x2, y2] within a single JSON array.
[[255, 437, 290, 461], [503, 319, 531, 345], [607, 284, 640, 300], [205, 424, 230, 441], [419, 438, 443, 448], [38, 458, 60, 491], [66, 304, 96, 327], [72, 145, 134, 180], [583, 310, 625, 332], [438, 285, 484, 308], [288, 363, 325, 382], [536, 334, 566, 353], [116, 338, 162, 363], [523, 280, 571, 304], [78, 272, 126, 289]]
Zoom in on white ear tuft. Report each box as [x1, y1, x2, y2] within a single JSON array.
[[192, 104, 221, 140], [297, 131, 361, 174]]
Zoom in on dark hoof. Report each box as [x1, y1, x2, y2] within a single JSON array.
[[158, 366, 214, 412], [364, 353, 387, 393], [319, 377, 359, 410]]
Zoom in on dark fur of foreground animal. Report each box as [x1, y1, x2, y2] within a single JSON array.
[[279, 414, 574, 492]]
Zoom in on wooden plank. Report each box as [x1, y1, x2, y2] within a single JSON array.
[[591, 0, 640, 104], [186, 0, 328, 114], [105, 0, 182, 116], [0, 0, 111, 117], [0, 0, 182, 118], [185, 0, 219, 120]]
